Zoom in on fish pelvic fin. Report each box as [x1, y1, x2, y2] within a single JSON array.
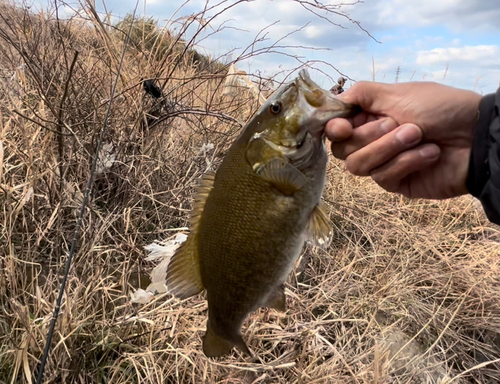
[[256, 158, 308, 195], [165, 172, 215, 299], [264, 284, 286, 312], [202, 322, 252, 358], [306, 201, 333, 249]]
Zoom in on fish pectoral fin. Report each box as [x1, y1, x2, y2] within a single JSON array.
[[264, 285, 286, 312], [306, 202, 333, 249], [256, 158, 308, 195], [165, 233, 204, 299], [203, 322, 252, 358]]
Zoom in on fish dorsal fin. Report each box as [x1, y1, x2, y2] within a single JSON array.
[[256, 158, 308, 195], [165, 172, 215, 299], [165, 233, 204, 299], [306, 201, 333, 249], [190, 171, 216, 231]]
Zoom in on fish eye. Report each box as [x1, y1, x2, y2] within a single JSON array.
[[269, 102, 282, 114]]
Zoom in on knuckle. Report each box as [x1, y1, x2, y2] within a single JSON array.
[[330, 143, 347, 160], [325, 126, 341, 142], [351, 81, 368, 91], [370, 170, 385, 184], [346, 156, 369, 176], [326, 120, 352, 142], [372, 172, 399, 192]]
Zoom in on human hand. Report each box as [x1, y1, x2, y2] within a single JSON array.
[[326, 81, 482, 199]]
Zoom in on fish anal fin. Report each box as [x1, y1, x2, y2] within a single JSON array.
[[256, 158, 307, 195], [306, 202, 333, 249], [264, 285, 286, 312], [203, 322, 252, 358], [165, 233, 204, 299]]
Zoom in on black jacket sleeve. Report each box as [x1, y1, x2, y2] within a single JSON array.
[[466, 87, 500, 225]]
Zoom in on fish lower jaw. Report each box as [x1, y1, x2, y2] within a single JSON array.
[[263, 138, 299, 156]]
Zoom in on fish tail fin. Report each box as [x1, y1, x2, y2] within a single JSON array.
[[202, 323, 252, 358], [202, 325, 233, 358], [233, 335, 252, 357], [264, 284, 286, 312]]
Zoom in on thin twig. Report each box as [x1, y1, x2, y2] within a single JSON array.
[[34, 2, 139, 383], [56, 50, 79, 194], [11, 109, 71, 135], [147, 107, 244, 130]]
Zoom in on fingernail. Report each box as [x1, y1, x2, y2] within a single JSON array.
[[396, 124, 422, 145], [419, 145, 440, 160]]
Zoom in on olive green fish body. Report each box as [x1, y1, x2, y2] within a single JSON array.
[[198, 127, 328, 356], [164, 69, 359, 357]]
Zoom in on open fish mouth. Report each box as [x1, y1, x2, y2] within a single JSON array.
[[278, 133, 306, 148], [262, 133, 307, 155], [251, 129, 307, 153]]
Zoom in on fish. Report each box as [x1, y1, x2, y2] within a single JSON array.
[[164, 69, 359, 357]]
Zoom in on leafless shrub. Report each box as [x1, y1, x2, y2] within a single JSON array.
[[1, 1, 499, 384]]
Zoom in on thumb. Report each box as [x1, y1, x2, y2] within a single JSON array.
[[340, 81, 392, 114]]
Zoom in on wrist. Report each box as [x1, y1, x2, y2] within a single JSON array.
[[466, 93, 496, 197]]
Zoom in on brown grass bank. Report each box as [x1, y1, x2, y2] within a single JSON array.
[[1, 2, 499, 383]]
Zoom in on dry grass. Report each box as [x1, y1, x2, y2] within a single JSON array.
[[1, 2, 500, 383]]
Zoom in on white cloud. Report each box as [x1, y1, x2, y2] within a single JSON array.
[[374, 0, 500, 31], [200, 1, 500, 93], [30, 0, 500, 94], [416, 45, 500, 67], [304, 25, 324, 39]]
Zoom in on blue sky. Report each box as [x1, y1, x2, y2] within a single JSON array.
[[33, 0, 500, 94]]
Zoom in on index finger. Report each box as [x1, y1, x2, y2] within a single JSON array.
[[340, 81, 392, 114], [325, 118, 353, 142], [325, 112, 384, 143]]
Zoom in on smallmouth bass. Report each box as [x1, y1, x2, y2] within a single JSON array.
[[165, 69, 359, 357]]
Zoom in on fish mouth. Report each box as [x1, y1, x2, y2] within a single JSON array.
[[297, 68, 361, 120], [297, 69, 316, 90], [283, 134, 306, 149], [263, 133, 307, 154], [297, 69, 324, 106]]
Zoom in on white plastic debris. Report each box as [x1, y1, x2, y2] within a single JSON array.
[[144, 233, 187, 261], [129, 233, 188, 303], [95, 142, 116, 175], [199, 143, 214, 155], [174, 232, 188, 243], [130, 289, 155, 304], [140, 232, 188, 295], [146, 254, 176, 294]]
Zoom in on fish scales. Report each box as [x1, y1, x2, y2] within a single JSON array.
[[199, 133, 326, 353], [164, 69, 360, 357]]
